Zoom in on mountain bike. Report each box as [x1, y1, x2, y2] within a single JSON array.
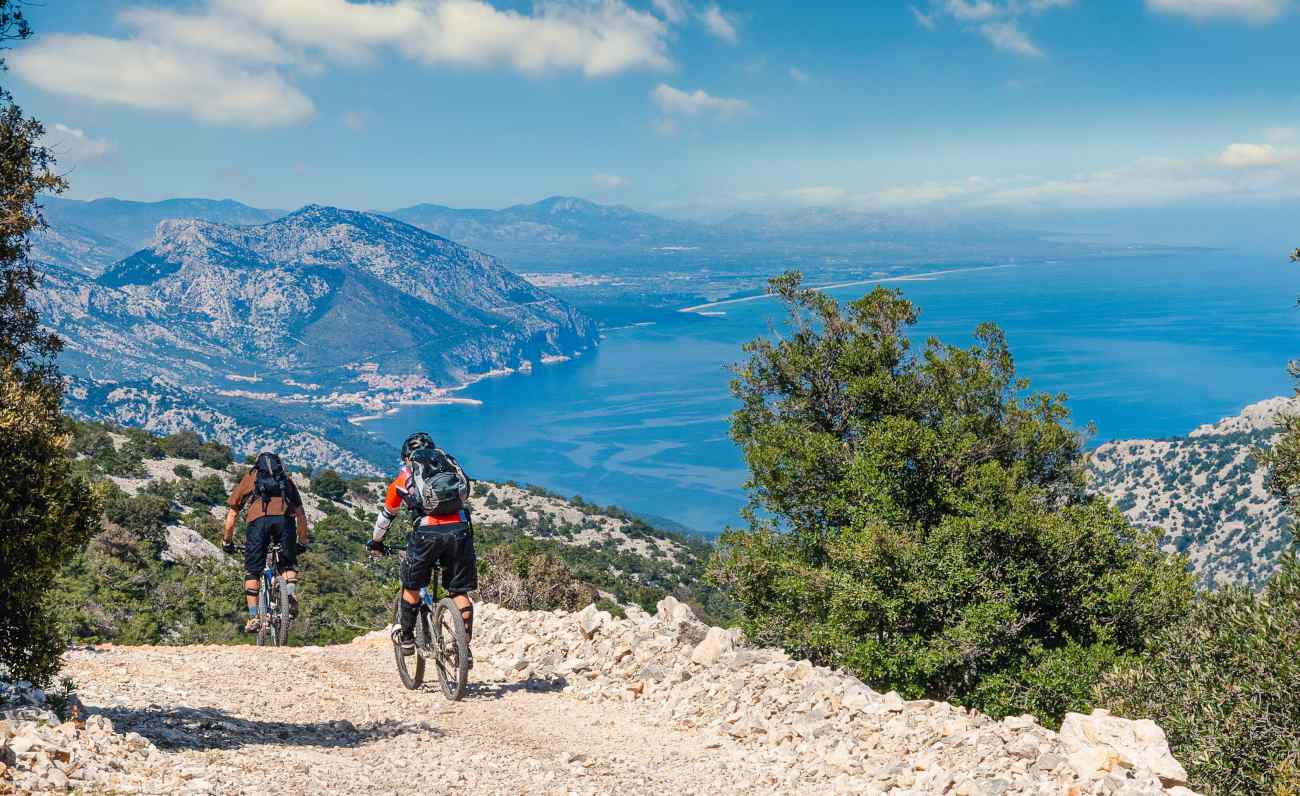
[[383, 546, 469, 700], [238, 542, 292, 647]]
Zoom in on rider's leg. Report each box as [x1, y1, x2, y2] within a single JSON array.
[[450, 592, 473, 643]]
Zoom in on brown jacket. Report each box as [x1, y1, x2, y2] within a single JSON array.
[[227, 469, 304, 525]]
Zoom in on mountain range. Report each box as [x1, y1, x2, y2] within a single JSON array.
[[36, 194, 1112, 274], [35, 204, 597, 470]]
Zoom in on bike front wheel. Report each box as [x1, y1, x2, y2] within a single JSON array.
[[432, 598, 469, 701], [392, 595, 425, 690]]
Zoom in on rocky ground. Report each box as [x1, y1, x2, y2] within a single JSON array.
[[3, 600, 1197, 795]]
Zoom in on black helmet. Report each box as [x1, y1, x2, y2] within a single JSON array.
[[400, 432, 435, 460]]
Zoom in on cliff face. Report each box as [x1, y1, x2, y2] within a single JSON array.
[[36, 205, 599, 469], [1089, 396, 1297, 587]]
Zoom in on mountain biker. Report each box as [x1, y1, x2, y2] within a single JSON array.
[[222, 452, 311, 633], [365, 432, 476, 663]]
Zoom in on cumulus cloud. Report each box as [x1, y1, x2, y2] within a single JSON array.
[[699, 4, 739, 42], [651, 83, 750, 117], [44, 123, 114, 163], [10, 0, 674, 127], [1145, 0, 1290, 22], [651, 0, 690, 23], [11, 35, 315, 126], [912, 0, 1073, 56], [592, 172, 627, 189]]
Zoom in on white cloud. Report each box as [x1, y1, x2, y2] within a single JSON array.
[[44, 123, 114, 163], [789, 66, 810, 82], [785, 186, 848, 205], [592, 172, 627, 189], [914, 0, 1072, 56], [699, 4, 739, 43], [979, 21, 1043, 56], [910, 5, 939, 29], [10, 0, 674, 128], [651, 0, 689, 23], [1216, 141, 1300, 168], [11, 35, 315, 126], [651, 83, 750, 118], [1146, 0, 1290, 23]]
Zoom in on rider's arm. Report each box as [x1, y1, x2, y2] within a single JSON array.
[[371, 475, 404, 542], [287, 480, 310, 543], [223, 471, 252, 544]]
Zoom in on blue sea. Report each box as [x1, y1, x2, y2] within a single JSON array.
[[368, 252, 1300, 536]]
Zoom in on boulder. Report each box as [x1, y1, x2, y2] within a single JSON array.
[[1059, 709, 1188, 786], [654, 596, 696, 626], [689, 627, 736, 666], [161, 524, 224, 563], [575, 604, 611, 639]]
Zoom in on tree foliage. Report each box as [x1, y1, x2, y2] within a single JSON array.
[[1096, 546, 1300, 796], [0, 5, 102, 685], [1265, 245, 1300, 509], [311, 468, 347, 503], [709, 273, 1192, 723]]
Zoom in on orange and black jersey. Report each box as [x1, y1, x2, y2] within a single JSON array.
[[371, 455, 469, 540]]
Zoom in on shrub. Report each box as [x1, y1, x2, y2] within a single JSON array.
[[710, 274, 1193, 724], [1096, 546, 1300, 796], [477, 542, 597, 612], [172, 464, 193, 479], [159, 430, 204, 460], [179, 473, 228, 506], [312, 468, 347, 502]]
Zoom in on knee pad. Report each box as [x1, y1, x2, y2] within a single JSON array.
[[244, 587, 259, 598]]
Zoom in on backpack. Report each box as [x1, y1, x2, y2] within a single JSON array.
[[406, 447, 466, 517], [252, 452, 292, 513]]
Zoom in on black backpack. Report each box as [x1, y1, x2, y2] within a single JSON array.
[[406, 447, 466, 517], [252, 452, 292, 513]]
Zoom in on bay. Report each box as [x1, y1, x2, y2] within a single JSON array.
[[366, 252, 1300, 536]]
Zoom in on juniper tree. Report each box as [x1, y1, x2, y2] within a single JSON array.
[[0, 2, 101, 685], [709, 272, 1192, 723]]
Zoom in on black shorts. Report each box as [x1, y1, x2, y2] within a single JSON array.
[[400, 522, 477, 594], [244, 515, 298, 579]]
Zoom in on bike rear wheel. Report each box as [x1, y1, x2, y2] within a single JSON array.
[[392, 595, 425, 690], [275, 577, 291, 646], [432, 598, 469, 701], [256, 582, 271, 647]]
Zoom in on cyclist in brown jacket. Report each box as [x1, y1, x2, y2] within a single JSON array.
[[222, 452, 311, 632]]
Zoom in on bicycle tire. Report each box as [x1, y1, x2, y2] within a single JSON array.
[[432, 598, 469, 701], [256, 581, 271, 647], [275, 577, 292, 647], [392, 594, 424, 689]]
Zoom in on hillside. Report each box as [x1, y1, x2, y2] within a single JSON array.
[[1089, 396, 1296, 587], [54, 420, 727, 650], [34, 206, 597, 470], [2, 599, 1195, 794]]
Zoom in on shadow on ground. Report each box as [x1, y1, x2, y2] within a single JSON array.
[[459, 676, 567, 702], [93, 704, 442, 751]]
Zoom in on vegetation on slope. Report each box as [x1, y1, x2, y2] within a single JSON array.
[[0, 7, 102, 685], [710, 273, 1194, 725]]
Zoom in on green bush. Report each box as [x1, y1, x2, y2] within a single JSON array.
[[178, 473, 227, 506], [312, 468, 347, 502], [173, 463, 193, 479], [1096, 547, 1300, 796], [710, 274, 1193, 724]]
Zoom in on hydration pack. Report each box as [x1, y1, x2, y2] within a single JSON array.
[[406, 447, 466, 517], [252, 452, 291, 513]]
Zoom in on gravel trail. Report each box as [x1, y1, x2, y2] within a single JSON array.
[[62, 638, 795, 795]]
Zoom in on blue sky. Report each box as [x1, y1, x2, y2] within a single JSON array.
[[8, 0, 1300, 241]]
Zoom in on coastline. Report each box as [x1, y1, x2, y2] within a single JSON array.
[[677, 263, 1020, 314]]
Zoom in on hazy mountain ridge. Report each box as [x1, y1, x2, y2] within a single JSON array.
[[1089, 396, 1296, 587], [36, 205, 598, 470]]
